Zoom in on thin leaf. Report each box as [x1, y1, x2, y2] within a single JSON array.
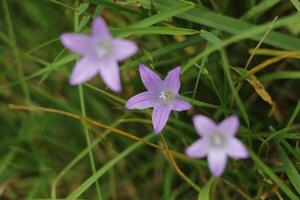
[[276, 142, 300, 195], [198, 178, 215, 200], [65, 134, 155, 200]]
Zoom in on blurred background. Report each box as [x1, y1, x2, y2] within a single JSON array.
[[0, 0, 300, 199]]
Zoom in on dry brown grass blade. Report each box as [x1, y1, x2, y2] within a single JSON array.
[[232, 67, 276, 115]]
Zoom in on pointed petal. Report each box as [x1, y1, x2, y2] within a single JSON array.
[[69, 56, 99, 85], [185, 139, 208, 158], [152, 106, 171, 133], [60, 33, 94, 55], [218, 115, 239, 136], [164, 66, 181, 93], [226, 138, 248, 159], [92, 17, 111, 38], [208, 150, 227, 177], [112, 38, 138, 61], [125, 92, 158, 109], [139, 64, 163, 91], [170, 99, 192, 111], [193, 115, 216, 136], [98, 59, 121, 92]]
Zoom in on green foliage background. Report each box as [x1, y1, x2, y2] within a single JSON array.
[[0, 0, 300, 199]]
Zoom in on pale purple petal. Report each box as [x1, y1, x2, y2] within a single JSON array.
[[139, 64, 163, 91], [170, 99, 192, 111], [193, 115, 216, 136], [98, 59, 121, 92], [226, 138, 248, 159], [218, 115, 239, 136], [125, 92, 158, 109], [60, 33, 94, 55], [69, 56, 99, 85], [208, 150, 227, 177], [164, 66, 181, 93], [152, 106, 171, 133], [112, 38, 138, 61], [92, 17, 111, 39], [185, 139, 208, 158]]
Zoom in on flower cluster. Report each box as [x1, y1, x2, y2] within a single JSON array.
[[60, 16, 248, 177]]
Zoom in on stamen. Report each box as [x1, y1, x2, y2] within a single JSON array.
[[209, 132, 225, 147], [95, 40, 112, 58], [159, 90, 174, 105]]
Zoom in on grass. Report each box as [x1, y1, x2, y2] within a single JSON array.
[[0, 0, 300, 199]]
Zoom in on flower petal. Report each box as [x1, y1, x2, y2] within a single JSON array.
[[139, 64, 163, 91], [112, 38, 138, 61], [60, 33, 94, 55], [92, 17, 111, 39], [69, 56, 99, 85], [152, 106, 171, 133], [193, 115, 216, 136], [226, 138, 248, 159], [125, 92, 158, 109], [164, 66, 181, 93], [185, 139, 208, 158], [170, 99, 192, 111], [218, 115, 239, 136], [208, 150, 227, 177], [98, 59, 121, 92]]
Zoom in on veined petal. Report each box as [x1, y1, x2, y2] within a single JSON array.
[[218, 115, 239, 136], [112, 38, 138, 61], [208, 150, 227, 177], [226, 138, 248, 159], [125, 92, 158, 109], [139, 64, 163, 91], [98, 59, 121, 92], [170, 99, 192, 111], [164, 66, 181, 93], [185, 139, 208, 158], [69, 56, 99, 85], [60, 33, 94, 55], [92, 17, 111, 39], [193, 115, 216, 136], [152, 106, 171, 133]]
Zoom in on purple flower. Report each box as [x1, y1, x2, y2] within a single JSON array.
[[125, 64, 192, 133], [60, 17, 138, 92], [186, 115, 248, 177]]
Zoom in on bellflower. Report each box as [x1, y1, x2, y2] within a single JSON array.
[[60, 17, 138, 92], [186, 115, 248, 177], [125, 64, 192, 133]]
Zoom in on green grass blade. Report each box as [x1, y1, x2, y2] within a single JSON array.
[[198, 177, 215, 200], [249, 150, 299, 200], [128, 2, 194, 28], [145, 0, 300, 51], [112, 26, 199, 37], [65, 134, 155, 200], [276, 142, 300, 195]]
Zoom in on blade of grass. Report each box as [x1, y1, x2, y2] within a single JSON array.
[[290, 0, 300, 11], [249, 150, 299, 200], [220, 50, 249, 126], [145, 0, 300, 51], [198, 177, 215, 200], [112, 26, 199, 37], [65, 134, 155, 200], [276, 142, 300, 195], [74, 0, 102, 198]]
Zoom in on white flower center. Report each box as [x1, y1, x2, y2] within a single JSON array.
[[95, 40, 112, 58], [159, 90, 174, 105], [209, 132, 226, 147]]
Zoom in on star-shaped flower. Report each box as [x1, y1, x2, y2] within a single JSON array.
[[186, 115, 248, 176], [125, 64, 192, 133], [60, 17, 138, 92]]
